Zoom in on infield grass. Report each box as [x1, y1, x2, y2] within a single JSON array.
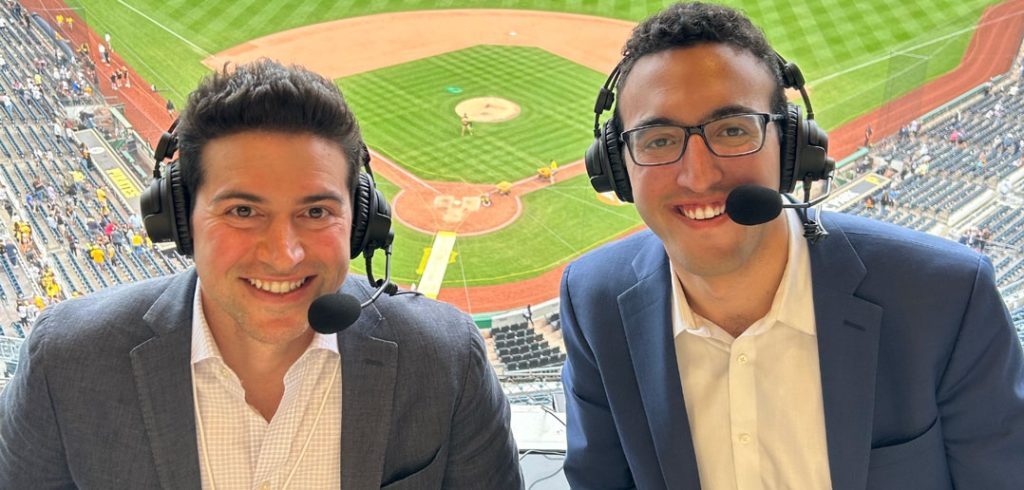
[[353, 173, 643, 287], [342, 45, 604, 183], [55, 0, 1004, 290], [63, 0, 1001, 130]]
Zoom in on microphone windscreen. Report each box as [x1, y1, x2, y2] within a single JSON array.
[[725, 184, 784, 226], [308, 293, 362, 334]]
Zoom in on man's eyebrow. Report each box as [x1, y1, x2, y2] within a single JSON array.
[[210, 191, 263, 204], [299, 193, 346, 205], [705, 104, 763, 120], [630, 105, 763, 128], [209, 192, 346, 205]]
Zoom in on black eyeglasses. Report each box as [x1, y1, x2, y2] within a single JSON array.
[[621, 113, 785, 166]]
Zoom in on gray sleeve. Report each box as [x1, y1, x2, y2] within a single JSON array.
[[0, 311, 76, 488], [441, 316, 524, 489]]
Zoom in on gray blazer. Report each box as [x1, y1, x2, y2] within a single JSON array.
[[0, 270, 523, 489]]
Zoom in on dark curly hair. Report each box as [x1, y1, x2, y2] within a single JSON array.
[[617, 2, 786, 117], [175, 59, 364, 213]]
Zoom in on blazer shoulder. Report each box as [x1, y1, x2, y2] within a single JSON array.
[[30, 273, 189, 353], [370, 291, 483, 365], [569, 229, 660, 280], [825, 212, 984, 275]]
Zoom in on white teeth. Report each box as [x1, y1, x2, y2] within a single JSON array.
[[682, 204, 725, 220], [248, 278, 306, 294]]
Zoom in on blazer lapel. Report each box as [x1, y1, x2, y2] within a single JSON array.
[[620, 240, 701, 489], [809, 216, 884, 490], [131, 271, 201, 489], [338, 290, 399, 489]]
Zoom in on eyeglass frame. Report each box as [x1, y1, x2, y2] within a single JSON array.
[[619, 112, 786, 166]]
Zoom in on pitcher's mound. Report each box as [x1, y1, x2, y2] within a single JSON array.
[[455, 97, 521, 123]]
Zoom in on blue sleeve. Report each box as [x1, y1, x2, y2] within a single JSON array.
[[560, 263, 637, 490], [938, 255, 1024, 487]]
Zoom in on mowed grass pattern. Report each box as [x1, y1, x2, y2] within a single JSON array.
[[56, 0, 1004, 291], [342, 46, 605, 183], [353, 173, 643, 287], [65, 0, 1000, 129]]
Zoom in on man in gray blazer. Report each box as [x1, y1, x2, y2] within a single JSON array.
[[0, 60, 522, 489]]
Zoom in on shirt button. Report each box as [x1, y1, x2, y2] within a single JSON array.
[[219, 367, 229, 378], [737, 354, 749, 364], [259, 482, 271, 490], [738, 433, 752, 445]]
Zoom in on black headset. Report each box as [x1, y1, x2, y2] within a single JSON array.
[[140, 121, 393, 260], [585, 51, 833, 203]]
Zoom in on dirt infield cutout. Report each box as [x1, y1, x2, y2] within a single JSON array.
[[455, 97, 521, 123]]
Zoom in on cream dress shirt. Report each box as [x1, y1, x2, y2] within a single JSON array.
[[191, 281, 342, 490]]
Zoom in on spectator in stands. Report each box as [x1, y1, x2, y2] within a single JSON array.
[[66, 233, 79, 258], [87, 244, 104, 265], [15, 299, 28, 328], [0, 59, 522, 489], [130, 231, 143, 255], [0, 92, 12, 119], [0, 238, 10, 263], [1, 239, 15, 266], [559, 4, 1024, 489], [880, 190, 896, 211]]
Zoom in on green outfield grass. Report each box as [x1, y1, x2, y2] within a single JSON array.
[[353, 173, 643, 287], [64, 0, 1000, 130], [342, 46, 604, 183], [56, 0, 1004, 291]]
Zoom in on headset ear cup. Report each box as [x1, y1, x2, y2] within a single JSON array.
[[801, 119, 834, 182], [780, 104, 802, 194], [603, 119, 633, 203], [585, 119, 633, 202], [585, 137, 613, 194], [166, 163, 193, 256], [349, 171, 394, 260], [350, 173, 373, 259]]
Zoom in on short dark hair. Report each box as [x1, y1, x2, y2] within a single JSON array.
[[617, 2, 786, 117], [175, 59, 364, 212]]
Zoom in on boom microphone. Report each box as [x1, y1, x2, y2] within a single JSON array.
[[725, 181, 834, 243], [308, 293, 362, 334], [725, 184, 784, 226], [307, 243, 401, 334]]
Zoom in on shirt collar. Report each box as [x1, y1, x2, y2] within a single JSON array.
[[671, 208, 816, 339], [190, 278, 339, 366]]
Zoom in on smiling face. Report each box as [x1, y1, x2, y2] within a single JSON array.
[[190, 130, 352, 348], [617, 43, 788, 279]]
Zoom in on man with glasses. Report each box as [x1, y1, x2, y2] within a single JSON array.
[[560, 3, 1024, 489]]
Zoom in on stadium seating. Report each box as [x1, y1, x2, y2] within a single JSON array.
[[0, 4, 171, 320], [836, 74, 1024, 309]]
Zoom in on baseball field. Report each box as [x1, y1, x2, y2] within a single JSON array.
[[46, 0, 1008, 308]]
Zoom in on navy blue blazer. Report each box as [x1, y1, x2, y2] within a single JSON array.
[[560, 211, 1024, 489]]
